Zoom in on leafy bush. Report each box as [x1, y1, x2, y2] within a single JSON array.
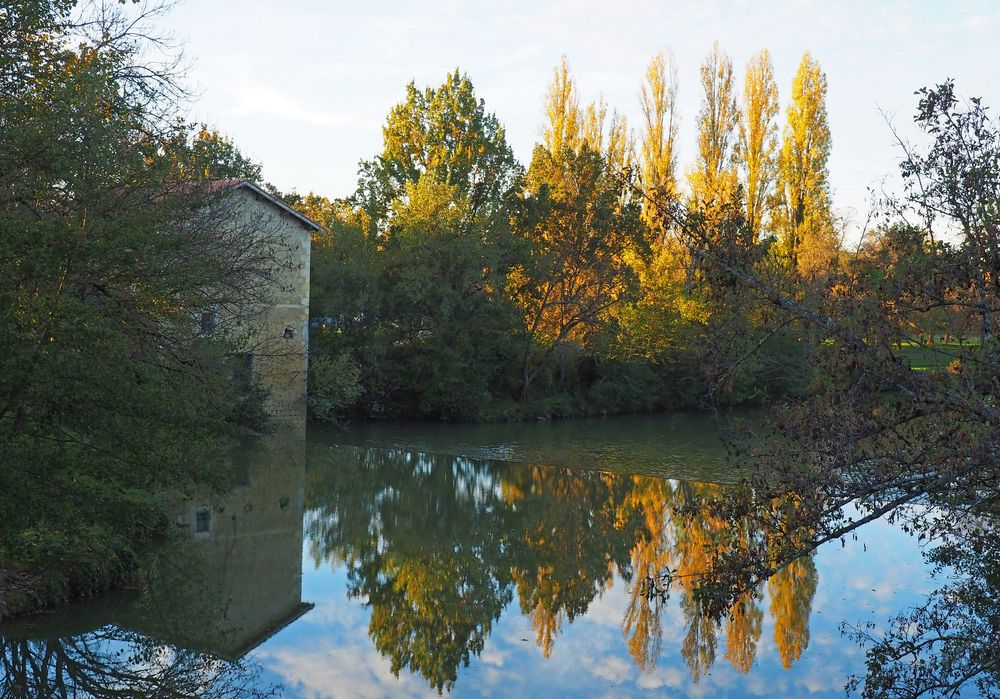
[[308, 352, 363, 422]]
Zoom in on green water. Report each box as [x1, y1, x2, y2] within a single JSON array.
[[0, 412, 932, 697]]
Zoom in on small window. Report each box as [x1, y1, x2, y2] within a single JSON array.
[[195, 507, 211, 533], [200, 310, 218, 334], [283, 325, 295, 339]]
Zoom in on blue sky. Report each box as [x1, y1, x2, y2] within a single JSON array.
[[161, 0, 1000, 240]]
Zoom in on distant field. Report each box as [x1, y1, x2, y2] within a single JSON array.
[[897, 338, 979, 372]]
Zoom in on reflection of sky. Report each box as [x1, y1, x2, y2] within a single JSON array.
[[251, 507, 933, 698]]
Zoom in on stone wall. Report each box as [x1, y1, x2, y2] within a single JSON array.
[[219, 187, 312, 425]]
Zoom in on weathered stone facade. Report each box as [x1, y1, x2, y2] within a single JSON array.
[[209, 181, 318, 424]]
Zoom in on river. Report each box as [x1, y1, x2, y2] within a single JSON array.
[[0, 411, 934, 697]]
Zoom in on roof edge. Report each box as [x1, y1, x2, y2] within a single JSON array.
[[226, 180, 323, 232]]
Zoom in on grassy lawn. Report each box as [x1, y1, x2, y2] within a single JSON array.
[[897, 337, 980, 372]]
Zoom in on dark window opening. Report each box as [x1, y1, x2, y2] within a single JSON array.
[[195, 508, 211, 533], [200, 310, 218, 334]]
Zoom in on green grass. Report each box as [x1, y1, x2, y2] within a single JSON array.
[[897, 338, 979, 372]]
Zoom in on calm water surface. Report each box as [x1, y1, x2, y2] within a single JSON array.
[[1, 413, 934, 697]]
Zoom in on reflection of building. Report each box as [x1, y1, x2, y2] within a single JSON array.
[[126, 428, 312, 661], [1, 431, 311, 665]]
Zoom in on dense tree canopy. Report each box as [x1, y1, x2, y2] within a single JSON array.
[[0, 0, 285, 593]]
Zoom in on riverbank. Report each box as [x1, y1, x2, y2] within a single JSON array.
[[0, 548, 144, 625]]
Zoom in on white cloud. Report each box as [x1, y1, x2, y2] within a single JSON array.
[[259, 643, 437, 699]]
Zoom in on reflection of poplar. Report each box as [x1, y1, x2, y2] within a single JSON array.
[[724, 591, 763, 674], [621, 476, 674, 671], [623, 536, 666, 671], [768, 556, 818, 670], [517, 566, 564, 658], [681, 597, 720, 683], [670, 481, 726, 681]]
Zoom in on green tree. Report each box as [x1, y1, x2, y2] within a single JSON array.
[[378, 178, 520, 417], [165, 125, 264, 183], [357, 69, 521, 235], [0, 0, 283, 588], [310, 71, 524, 418]]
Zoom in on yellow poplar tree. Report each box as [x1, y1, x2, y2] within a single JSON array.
[[581, 96, 607, 152], [606, 111, 633, 176], [543, 56, 581, 155], [688, 42, 740, 216], [738, 49, 779, 240], [775, 52, 838, 275], [640, 51, 680, 232], [513, 58, 644, 396]]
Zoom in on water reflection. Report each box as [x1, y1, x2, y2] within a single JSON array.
[[0, 429, 307, 698], [304, 443, 818, 693]]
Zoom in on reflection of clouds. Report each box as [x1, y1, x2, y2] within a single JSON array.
[[590, 655, 633, 683], [743, 673, 771, 695], [260, 643, 436, 699], [296, 601, 351, 626], [480, 645, 508, 668], [635, 666, 685, 690]]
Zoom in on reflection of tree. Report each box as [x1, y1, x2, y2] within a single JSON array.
[[671, 482, 726, 681], [502, 466, 637, 657], [769, 556, 817, 670], [0, 629, 278, 698], [359, 549, 510, 693], [725, 591, 763, 674], [845, 527, 1000, 698], [306, 448, 511, 692], [621, 476, 674, 671], [306, 444, 821, 692]]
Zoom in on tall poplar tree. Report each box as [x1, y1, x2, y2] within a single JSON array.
[[688, 43, 740, 216], [581, 96, 607, 152], [775, 53, 837, 274], [738, 50, 779, 240], [640, 51, 680, 234], [543, 56, 581, 156]]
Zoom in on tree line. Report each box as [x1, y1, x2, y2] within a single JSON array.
[[300, 46, 840, 421]]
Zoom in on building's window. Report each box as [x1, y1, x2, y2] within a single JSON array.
[[200, 310, 218, 334], [195, 507, 211, 533], [283, 325, 295, 339], [231, 352, 253, 395]]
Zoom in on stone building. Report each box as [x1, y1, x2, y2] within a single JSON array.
[[199, 179, 320, 423]]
